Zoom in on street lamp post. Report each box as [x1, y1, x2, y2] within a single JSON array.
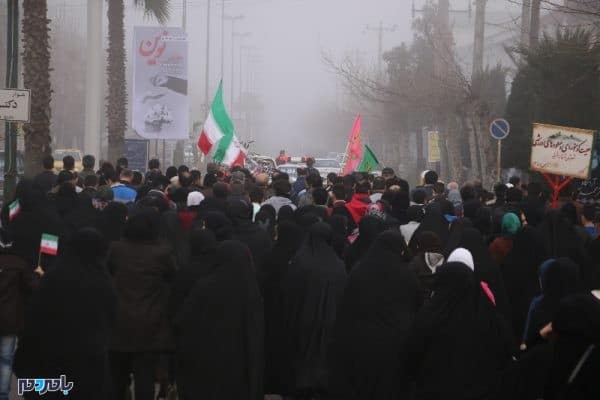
[[222, 14, 243, 107], [3, 0, 19, 203], [232, 32, 250, 118], [205, 0, 211, 111]]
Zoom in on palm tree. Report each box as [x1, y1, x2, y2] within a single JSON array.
[[106, 0, 171, 163], [22, 0, 52, 177]]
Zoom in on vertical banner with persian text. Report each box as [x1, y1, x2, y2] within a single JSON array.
[[132, 27, 188, 140], [427, 131, 441, 163]]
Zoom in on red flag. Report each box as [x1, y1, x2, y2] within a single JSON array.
[[342, 114, 363, 175]]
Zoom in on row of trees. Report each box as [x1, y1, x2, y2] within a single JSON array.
[[326, 2, 506, 186], [326, 1, 600, 185], [20, 0, 171, 176], [505, 29, 600, 175]]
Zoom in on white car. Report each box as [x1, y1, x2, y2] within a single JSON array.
[[277, 163, 306, 183], [315, 158, 342, 180]]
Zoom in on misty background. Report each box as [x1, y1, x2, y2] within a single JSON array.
[[1, 0, 523, 159]]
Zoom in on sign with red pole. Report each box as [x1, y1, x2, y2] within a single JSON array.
[[529, 123, 595, 208]]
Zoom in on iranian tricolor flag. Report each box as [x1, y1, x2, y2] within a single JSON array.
[[197, 81, 245, 166], [40, 233, 59, 256], [8, 200, 20, 222]]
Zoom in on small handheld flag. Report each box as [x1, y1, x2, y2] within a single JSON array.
[[8, 200, 20, 222], [40, 233, 59, 256]]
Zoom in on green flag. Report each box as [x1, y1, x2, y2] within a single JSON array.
[[356, 145, 380, 173]]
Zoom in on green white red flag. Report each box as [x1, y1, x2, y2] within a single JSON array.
[[40, 233, 59, 256], [8, 200, 20, 222], [197, 81, 245, 166]]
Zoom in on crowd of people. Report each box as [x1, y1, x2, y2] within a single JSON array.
[[0, 154, 599, 400]]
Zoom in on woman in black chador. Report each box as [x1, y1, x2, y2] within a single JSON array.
[[173, 241, 264, 400], [280, 222, 347, 399], [329, 230, 422, 400]]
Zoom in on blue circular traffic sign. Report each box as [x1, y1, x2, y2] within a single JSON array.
[[490, 118, 510, 140]]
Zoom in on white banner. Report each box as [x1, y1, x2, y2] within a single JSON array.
[[0, 89, 30, 122], [530, 123, 595, 179], [132, 27, 188, 140]]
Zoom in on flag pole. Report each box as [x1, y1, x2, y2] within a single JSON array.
[[341, 141, 350, 174]]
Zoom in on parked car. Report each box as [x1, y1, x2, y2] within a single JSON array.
[[53, 148, 83, 171], [277, 163, 305, 183], [314, 158, 342, 180]]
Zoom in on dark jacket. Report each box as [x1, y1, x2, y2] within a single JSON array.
[[0, 254, 37, 335], [409, 253, 440, 301], [33, 170, 57, 194], [108, 240, 176, 352], [330, 201, 356, 233]]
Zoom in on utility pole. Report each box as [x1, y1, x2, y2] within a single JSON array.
[[529, 0, 541, 47], [220, 4, 243, 83], [239, 46, 255, 104], [223, 14, 243, 108], [84, 0, 103, 160], [472, 0, 487, 79], [221, 0, 225, 80], [3, 0, 18, 202], [231, 32, 250, 118], [365, 21, 397, 77], [205, 0, 211, 112], [520, 0, 531, 48], [172, 0, 188, 167]]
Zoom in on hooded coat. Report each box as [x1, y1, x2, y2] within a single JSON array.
[[108, 210, 176, 352], [280, 222, 347, 397], [522, 258, 582, 349], [173, 241, 264, 400], [329, 231, 422, 400]]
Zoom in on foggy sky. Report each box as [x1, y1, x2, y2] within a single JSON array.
[[49, 0, 522, 158], [164, 0, 418, 156]]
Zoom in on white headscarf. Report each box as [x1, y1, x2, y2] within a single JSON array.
[[448, 248, 475, 271]]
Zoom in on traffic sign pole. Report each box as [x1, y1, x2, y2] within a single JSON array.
[[497, 140, 501, 183], [490, 118, 510, 183]]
